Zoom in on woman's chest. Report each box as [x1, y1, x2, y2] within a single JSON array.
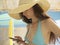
[[27, 22, 51, 44]]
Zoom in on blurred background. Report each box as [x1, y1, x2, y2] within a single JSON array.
[[0, 0, 60, 45]]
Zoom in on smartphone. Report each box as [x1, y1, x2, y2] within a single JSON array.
[[9, 37, 24, 42], [9, 37, 19, 41]]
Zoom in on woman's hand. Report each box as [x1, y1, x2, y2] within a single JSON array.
[[13, 36, 27, 45]]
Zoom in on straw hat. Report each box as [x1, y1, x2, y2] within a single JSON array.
[[8, 0, 50, 20]]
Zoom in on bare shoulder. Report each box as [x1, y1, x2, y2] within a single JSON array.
[[41, 18, 60, 37]]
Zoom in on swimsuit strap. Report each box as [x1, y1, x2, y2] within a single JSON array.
[[32, 21, 46, 45]]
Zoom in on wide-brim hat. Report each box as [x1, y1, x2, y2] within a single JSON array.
[[8, 0, 50, 20]]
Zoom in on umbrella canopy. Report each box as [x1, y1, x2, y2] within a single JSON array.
[[0, 0, 19, 11], [48, 0, 60, 11], [0, 0, 60, 11]]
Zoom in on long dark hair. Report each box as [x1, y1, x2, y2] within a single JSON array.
[[33, 4, 57, 44], [34, 4, 60, 44], [33, 4, 59, 44], [33, 4, 49, 20]]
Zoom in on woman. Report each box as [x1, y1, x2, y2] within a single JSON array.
[[8, 0, 60, 45]]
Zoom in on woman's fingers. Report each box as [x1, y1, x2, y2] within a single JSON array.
[[14, 36, 23, 40], [14, 36, 26, 45], [14, 36, 24, 43]]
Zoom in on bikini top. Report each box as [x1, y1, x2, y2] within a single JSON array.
[[25, 21, 46, 45], [32, 21, 46, 45]]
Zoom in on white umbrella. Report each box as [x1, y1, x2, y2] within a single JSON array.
[[0, 0, 60, 11], [0, 0, 19, 11], [48, 0, 60, 11]]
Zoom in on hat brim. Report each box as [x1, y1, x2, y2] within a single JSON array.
[[9, 13, 21, 20], [8, 2, 37, 20]]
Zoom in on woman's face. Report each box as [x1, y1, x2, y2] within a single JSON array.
[[23, 8, 35, 19], [21, 7, 38, 24]]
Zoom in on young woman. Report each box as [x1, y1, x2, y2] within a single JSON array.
[[8, 0, 60, 45]]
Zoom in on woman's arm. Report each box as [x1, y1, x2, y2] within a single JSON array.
[[42, 18, 60, 37]]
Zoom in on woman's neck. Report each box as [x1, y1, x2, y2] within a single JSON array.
[[31, 17, 39, 25]]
